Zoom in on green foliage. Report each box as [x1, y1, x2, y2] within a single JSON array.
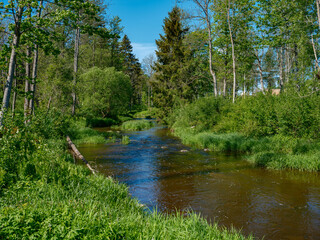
[[66, 119, 118, 145], [121, 120, 155, 131], [169, 93, 320, 171], [153, 6, 195, 118], [133, 108, 158, 119], [117, 115, 133, 123], [120, 35, 144, 106], [86, 117, 118, 128], [168, 96, 228, 134], [79, 67, 132, 118], [121, 135, 130, 145]]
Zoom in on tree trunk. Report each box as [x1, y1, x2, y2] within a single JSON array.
[[243, 74, 246, 99], [193, 0, 218, 96], [0, 7, 23, 126], [317, 0, 320, 30], [311, 36, 320, 72], [256, 52, 265, 93], [227, 0, 236, 103], [24, 46, 31, 118], [72, 27, 80, 116], [285, 46, 291, 83], [92, 37, 95, 67], [207, 22, 218, 97], [29, 0, 43, 117], [277, 48, 284, 92], [67, 136, 96, 175], [12, 77, 17, 117]]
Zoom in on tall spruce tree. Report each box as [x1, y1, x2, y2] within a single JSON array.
[[153, 6, 191, 118], [120, 34, 143, 106]]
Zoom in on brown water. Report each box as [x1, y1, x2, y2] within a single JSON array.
[[78, 125, 320, 240]]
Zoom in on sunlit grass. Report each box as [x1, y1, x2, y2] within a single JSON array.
[[0, 174, 252, 240], [121, 120, 155, 131], [67, 119, 118, 144], [172, 127, 320, 171]]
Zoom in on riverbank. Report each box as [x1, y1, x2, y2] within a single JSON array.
[[168, 95, 320, 172], [171, 128, 320, 171], [0, 114, 251, 239]]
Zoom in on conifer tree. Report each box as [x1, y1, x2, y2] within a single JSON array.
[[153, 6, 192, 118], [120, 35, 143, 106]]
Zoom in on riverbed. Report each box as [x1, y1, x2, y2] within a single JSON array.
[[78, 125, 320, 240]]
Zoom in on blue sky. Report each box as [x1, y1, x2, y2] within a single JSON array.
[[107, 0, 178, 61]]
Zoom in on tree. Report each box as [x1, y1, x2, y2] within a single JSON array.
[[79, 67, 132, 117], [120, 35, 144, 106], [0, 0, 102, 126], [192, 0, 218, 96], [153, 6, 193, 118], [142, 53, 156, 108]]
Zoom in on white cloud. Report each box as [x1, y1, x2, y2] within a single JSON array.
[[132, 43, 157, 62]]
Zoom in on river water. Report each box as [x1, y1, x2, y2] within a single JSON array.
[[78, 125, 320, 240]]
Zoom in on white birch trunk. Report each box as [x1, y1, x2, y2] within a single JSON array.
[[72, 27, 80, 116], [29, 0, 43, 116], [227, 0, 236, 103], [0, 7, 23, 126]]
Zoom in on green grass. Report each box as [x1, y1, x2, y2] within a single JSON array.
[[0, 175, 251, 239], [172, 127, 320, 171], [86, 117, 118, 127], [121, 135, 130, 145], [67, 119, 118, 144], [133, 108, 158, 119], [121, 119, 155, 131]]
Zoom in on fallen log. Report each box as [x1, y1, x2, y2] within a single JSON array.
[[66, 135, 96, 175]]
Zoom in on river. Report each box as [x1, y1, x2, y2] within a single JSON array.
[[78, 124, 320, 240]]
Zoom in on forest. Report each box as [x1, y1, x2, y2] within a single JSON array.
[[0, 0, 320, 239]]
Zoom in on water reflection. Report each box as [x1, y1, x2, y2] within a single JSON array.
[[78, 125, 320, 240]]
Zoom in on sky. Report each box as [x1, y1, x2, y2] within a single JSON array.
[[107, 0, 178, 62]]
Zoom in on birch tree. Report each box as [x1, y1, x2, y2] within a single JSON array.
[[192, 0, 218, 96], [0, 0, 101, 125]]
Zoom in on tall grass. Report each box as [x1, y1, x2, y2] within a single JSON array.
[[0, 175, 251, 239], [67, 119, 118, 144], [172, 124, 320, 171], [121, 119, 155, 131], [133, 108, 158, 119]]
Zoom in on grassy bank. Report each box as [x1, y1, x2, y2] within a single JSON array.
[[168, 95, 320, 172], [0, 113, 250, 239], [173, 129, 320, 171], [121, 119, 155, 131], [67, 119, 120, 144]]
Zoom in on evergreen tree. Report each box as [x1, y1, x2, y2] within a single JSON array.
[[153, 6, 193, 118], [120, 35, 144, 106]]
